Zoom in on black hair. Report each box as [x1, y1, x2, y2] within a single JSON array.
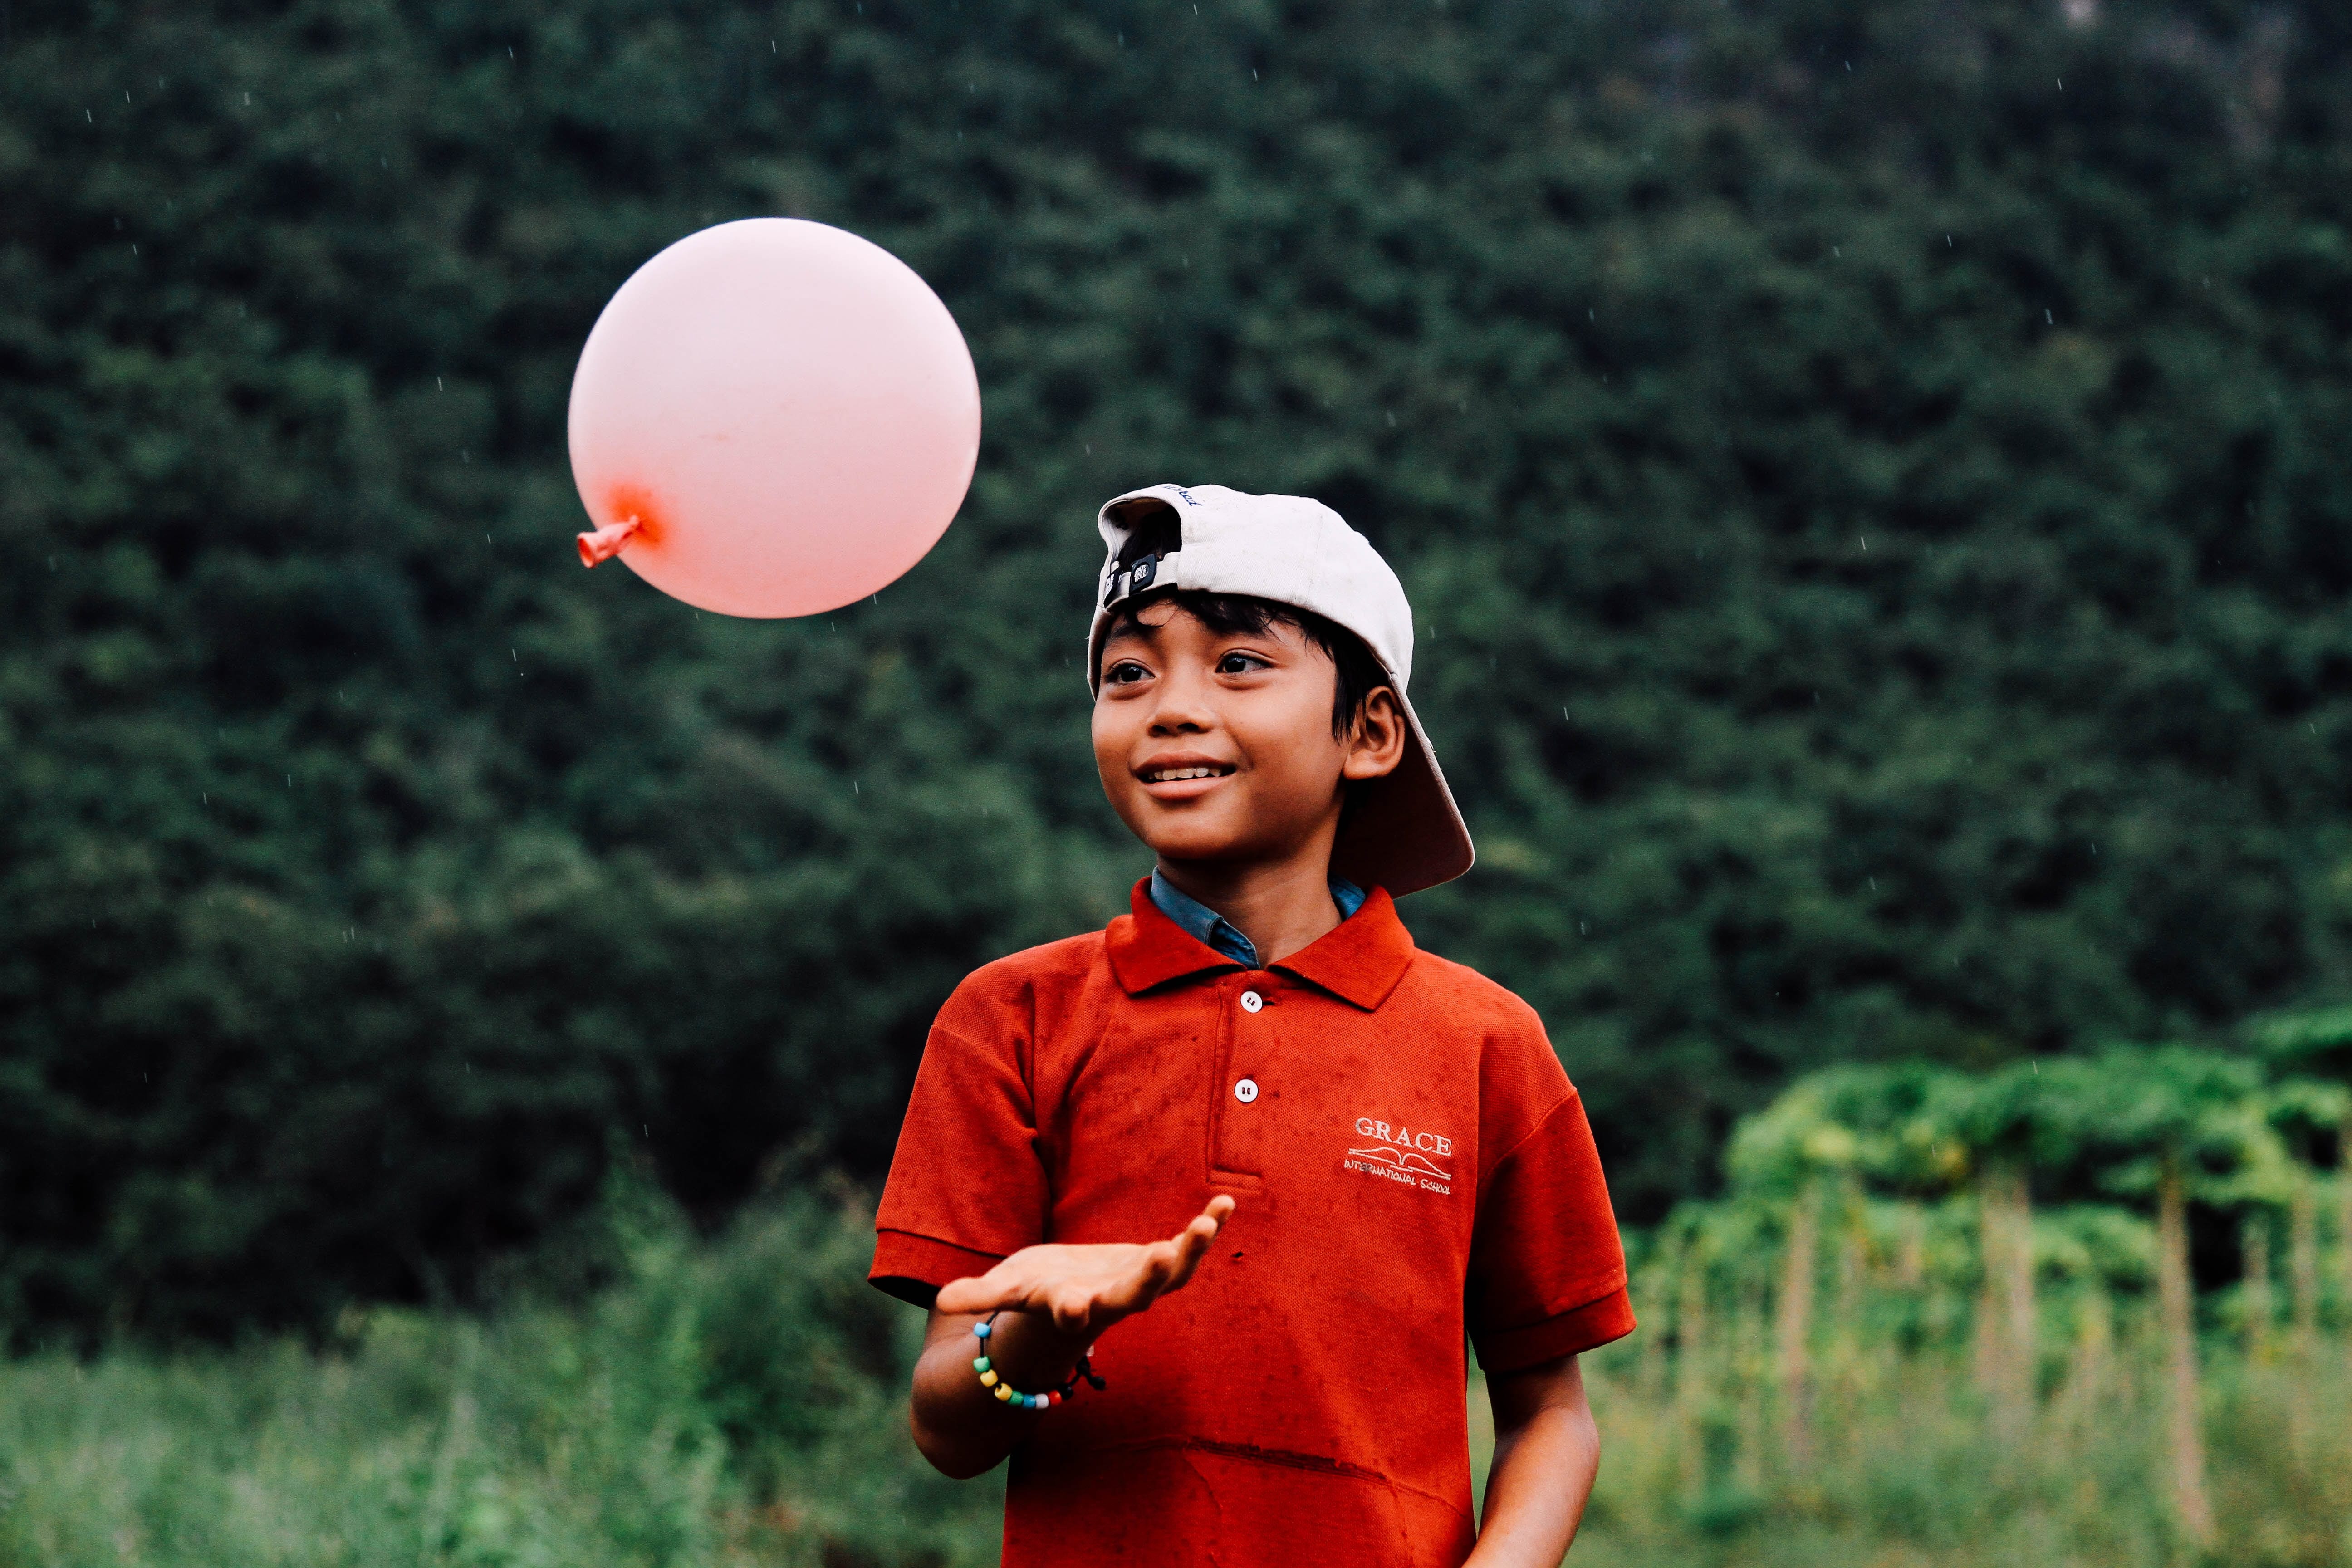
[[1098, 502, 1392, 738]]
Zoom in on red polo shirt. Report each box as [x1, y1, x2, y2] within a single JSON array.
[[871, 882, 1633, 1568]]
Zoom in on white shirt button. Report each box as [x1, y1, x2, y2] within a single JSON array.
[[1240, 990, 1264, 1013], [1234, 1078, 1259, 1103]]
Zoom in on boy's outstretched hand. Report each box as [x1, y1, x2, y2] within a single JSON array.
[[909, 1196, 1236, 1478], [935, 1194, 1235, 1337]]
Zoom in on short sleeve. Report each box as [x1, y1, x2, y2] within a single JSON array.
[[1465, 1089, 1635, 1371], [869, 999, 1051, 1308]]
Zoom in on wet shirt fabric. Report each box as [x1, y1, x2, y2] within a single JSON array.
[[870, 881, 1635, 1568]]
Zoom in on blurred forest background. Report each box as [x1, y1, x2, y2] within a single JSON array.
[[8, 0, 2352, 1560]]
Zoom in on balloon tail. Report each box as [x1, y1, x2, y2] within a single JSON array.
[[577, 515, 641, 568]]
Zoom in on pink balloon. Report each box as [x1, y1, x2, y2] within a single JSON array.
[[567, 218, 980, 618]]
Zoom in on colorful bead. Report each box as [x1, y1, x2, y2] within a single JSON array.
[[968, 1313, 1095, 1411]]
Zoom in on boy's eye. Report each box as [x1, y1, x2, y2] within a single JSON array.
[[1216, 651, 1270, 676], [1104, 659, 1151, 685]]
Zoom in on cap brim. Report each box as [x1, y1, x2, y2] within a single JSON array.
[[1330, 689, 1475, 898]]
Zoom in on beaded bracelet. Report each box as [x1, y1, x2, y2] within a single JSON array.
[[971, 1312, 1106, 1411]]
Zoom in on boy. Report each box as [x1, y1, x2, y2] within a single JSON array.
[[870, 485, 1633, 1565]]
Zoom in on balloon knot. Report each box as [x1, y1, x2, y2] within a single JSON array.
[[577, 515, 641, 568]]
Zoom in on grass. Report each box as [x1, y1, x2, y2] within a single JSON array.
[[1571, 1328, 2352, 1568], [3, 1186, 2348, 1567]]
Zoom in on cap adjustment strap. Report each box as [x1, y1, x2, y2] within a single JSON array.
[[1102, 549, 1182, 609]]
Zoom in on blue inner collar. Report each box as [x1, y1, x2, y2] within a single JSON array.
[[1148, 869, 1367, 971]]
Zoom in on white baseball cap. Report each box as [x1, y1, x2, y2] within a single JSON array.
[[1085, 483, 1475, 897]]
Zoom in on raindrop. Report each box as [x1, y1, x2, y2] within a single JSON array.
[[125, 89, 132, 102], [286, 774, 292, 787], [854, 780, 861, 794], [202, 792, 208, 804], [1252, 68, 1258, 79], [1579, 922, 1588, 936], [511, 648, 517, 661], [1869, 877, 1877, 891], [509, 46, 515, 58], [437, 377, 444, 390], [1946, 235, 1952, 246], [1833, 246, 1841, 257], [2045, 308, 2053, 324], [131, 244, 138, 255], [2056, 77, 2063, 91], [86, 109, 92, 122], [1859, 534, 1867, 550], [243, 92, 250, 105], [1844, 60, 1851, 71]]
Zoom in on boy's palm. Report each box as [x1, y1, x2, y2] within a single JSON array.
[[935, 1196, 1236, 1337]]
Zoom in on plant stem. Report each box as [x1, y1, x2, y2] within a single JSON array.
[[2157, 1152, 2214, 1548]]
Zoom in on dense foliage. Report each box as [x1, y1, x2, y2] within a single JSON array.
[[7, 0, 2352, 1337]]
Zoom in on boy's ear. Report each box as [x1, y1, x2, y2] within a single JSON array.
[[1341, 687, 1407, 782]]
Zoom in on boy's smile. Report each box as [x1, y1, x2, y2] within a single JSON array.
[[1092, 598, 1403, 873], [1135, 751, 1237, 798]]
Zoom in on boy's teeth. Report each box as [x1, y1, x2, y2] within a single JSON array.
[[1151, 766, 1218, 781]]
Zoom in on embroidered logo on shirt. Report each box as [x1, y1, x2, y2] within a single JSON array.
[[1343, 1117, 1453, 1194]]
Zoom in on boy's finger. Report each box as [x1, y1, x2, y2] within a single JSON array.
[[1162, 1227, 1214, 1290], [935, 1268, 1026, 1316], [1049, 1284, 1094, 1334]]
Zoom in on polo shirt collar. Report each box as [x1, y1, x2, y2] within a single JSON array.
[[1106, 877, 1417, 1011]]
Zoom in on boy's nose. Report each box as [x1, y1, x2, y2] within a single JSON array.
[[1147, 674, 1216, 733]]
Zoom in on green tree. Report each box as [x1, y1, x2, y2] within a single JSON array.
[[9, 0, 2352, 1336]]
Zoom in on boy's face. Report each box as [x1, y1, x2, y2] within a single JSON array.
[[1092, 599, 1403, 871]]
